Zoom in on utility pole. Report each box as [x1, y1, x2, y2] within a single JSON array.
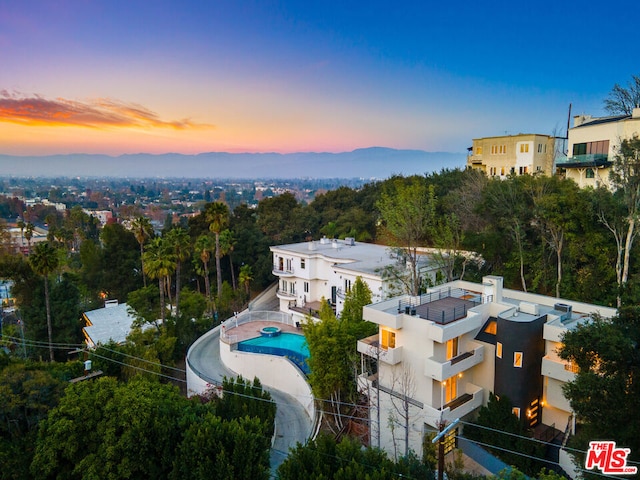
[[432, 417, 460, 480]]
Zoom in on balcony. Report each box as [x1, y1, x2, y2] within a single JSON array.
[[272, 264, 295, 277], [357, 334, 403, 365], [424, 383, 484, 428], [541, 355, 577, 383], [276, 288, 297, 300], [424, 345, 485, 382], [556, 153, 610, 168], [336, 288, 346, 300]]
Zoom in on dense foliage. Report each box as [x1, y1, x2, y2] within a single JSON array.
[[28, 375, 274, 480], [559, 307, 640, 467]]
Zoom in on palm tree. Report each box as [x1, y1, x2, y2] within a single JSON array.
[[194, 234, 216, 316], [24, 223, 34, 254], [204, 202, 229, 301], [238, 264, 253, 305], [164, 228, 191, 319], [30, 242, 59, 361], [142, 237, 175, 325], [130, 216, 154, 287], [219, 229, 236, 290], [16, 219, 25, 251]]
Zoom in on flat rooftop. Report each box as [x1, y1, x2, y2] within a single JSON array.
[[271, 239, 434, 276]]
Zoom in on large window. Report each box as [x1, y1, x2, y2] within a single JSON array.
[[572, 140, 609, 157], [496, 342, 503, 358], [446, 337, 459, 361], [304, 281, 309, 293], [381, 329, 396, 349], [443, 376, 457, 404], [520, 143, 529, 153]]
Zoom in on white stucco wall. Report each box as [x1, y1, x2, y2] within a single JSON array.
[[219, 341, 316, 420]]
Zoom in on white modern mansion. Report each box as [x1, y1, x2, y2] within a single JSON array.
[[356, 275, 616, 471], [270, 238, 439, 323]]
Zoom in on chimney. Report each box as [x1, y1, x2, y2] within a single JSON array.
[[573, 114, 592, 127]]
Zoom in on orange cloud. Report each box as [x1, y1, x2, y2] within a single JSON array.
[[0, 90, 213, 130]]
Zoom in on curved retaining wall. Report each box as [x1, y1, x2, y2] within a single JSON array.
[[220, 341, 315, 419], [186, 310, 316, 421]]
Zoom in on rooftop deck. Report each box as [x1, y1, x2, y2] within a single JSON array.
[[398, 288, 484, 325]]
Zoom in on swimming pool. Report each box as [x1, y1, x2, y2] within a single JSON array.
[[237, 332, 310, 374]]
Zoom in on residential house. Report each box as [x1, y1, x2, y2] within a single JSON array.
[[557, 108, 640, 189], [357, 275, 616, 469], [467, 134, 557, 177], [82, 300, 139, 348], [270, 238, 439, 323]]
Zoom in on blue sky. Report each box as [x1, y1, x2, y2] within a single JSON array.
[[0, 0, 638, 156]]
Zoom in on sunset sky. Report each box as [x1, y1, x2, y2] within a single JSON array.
[[1, 0, 638, 156]]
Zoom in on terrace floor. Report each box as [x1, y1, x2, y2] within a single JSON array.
[[223, 320, 301, 343], [415, 296, 478, 323]]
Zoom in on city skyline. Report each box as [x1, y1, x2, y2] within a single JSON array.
[[1, 0, 638, 158]]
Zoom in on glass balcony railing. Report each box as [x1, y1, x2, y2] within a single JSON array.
[[557, 153, 610, 166]]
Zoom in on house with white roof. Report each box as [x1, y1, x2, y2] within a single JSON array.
[[357, 275, 616, 474], [270, 238, 439, 323], [82, 300, 139, 348]]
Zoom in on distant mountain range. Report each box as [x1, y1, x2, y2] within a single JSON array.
[[0, 147, 467, 179]]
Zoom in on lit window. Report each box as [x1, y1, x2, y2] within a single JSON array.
[[512, 407, 521, 419], [499, 145, 506, 154], [446, 337, 459, 361], [500, 167, 505, 176], [514, 352, 523, 367], [484, 320, 497, 334], [520, 144, 529, 153], [381, 329, 396, 349], [476, 146, 483, 155], [496, 342, 502, 358], [491, 145, 497, 154]]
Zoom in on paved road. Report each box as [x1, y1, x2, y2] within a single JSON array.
[[187, 286, 313, 473]]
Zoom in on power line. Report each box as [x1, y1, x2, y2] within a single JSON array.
[[458, 435, 626, 479]]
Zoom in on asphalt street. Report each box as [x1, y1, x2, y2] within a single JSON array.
[[187, 287, 313, 472]]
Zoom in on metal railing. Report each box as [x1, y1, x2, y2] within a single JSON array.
[[220, 310, 293, 343], [272, 264, 294, 275], [397, 287, 485, 324]]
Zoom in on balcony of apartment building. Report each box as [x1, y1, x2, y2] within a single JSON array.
[[424, 344, 484, 382], [424, 382, 484, 428], [557, 153, 611, 169], [288, 299, 331, 320], [272, 258, 295, 277], [357, 333, 403, 365], [276, 287, 297, 300], [541, 353, 578, 383]]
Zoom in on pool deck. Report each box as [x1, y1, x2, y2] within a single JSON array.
[[223, 320, 303, 343]]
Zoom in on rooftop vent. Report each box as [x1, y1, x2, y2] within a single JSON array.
[[554, 303, 573, 323], [105, 299, 119, 308], [320, 236, 328, 244], [345, 237, 355, 246]]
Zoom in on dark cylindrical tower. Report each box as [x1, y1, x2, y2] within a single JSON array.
[[494, 311, 546, 427]]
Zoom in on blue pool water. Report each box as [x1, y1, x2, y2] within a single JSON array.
[[237, 332, 310, 374]]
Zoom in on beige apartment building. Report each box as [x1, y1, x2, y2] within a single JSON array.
[[557, 108, 640, 189], [467, 133, 556, 177]]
